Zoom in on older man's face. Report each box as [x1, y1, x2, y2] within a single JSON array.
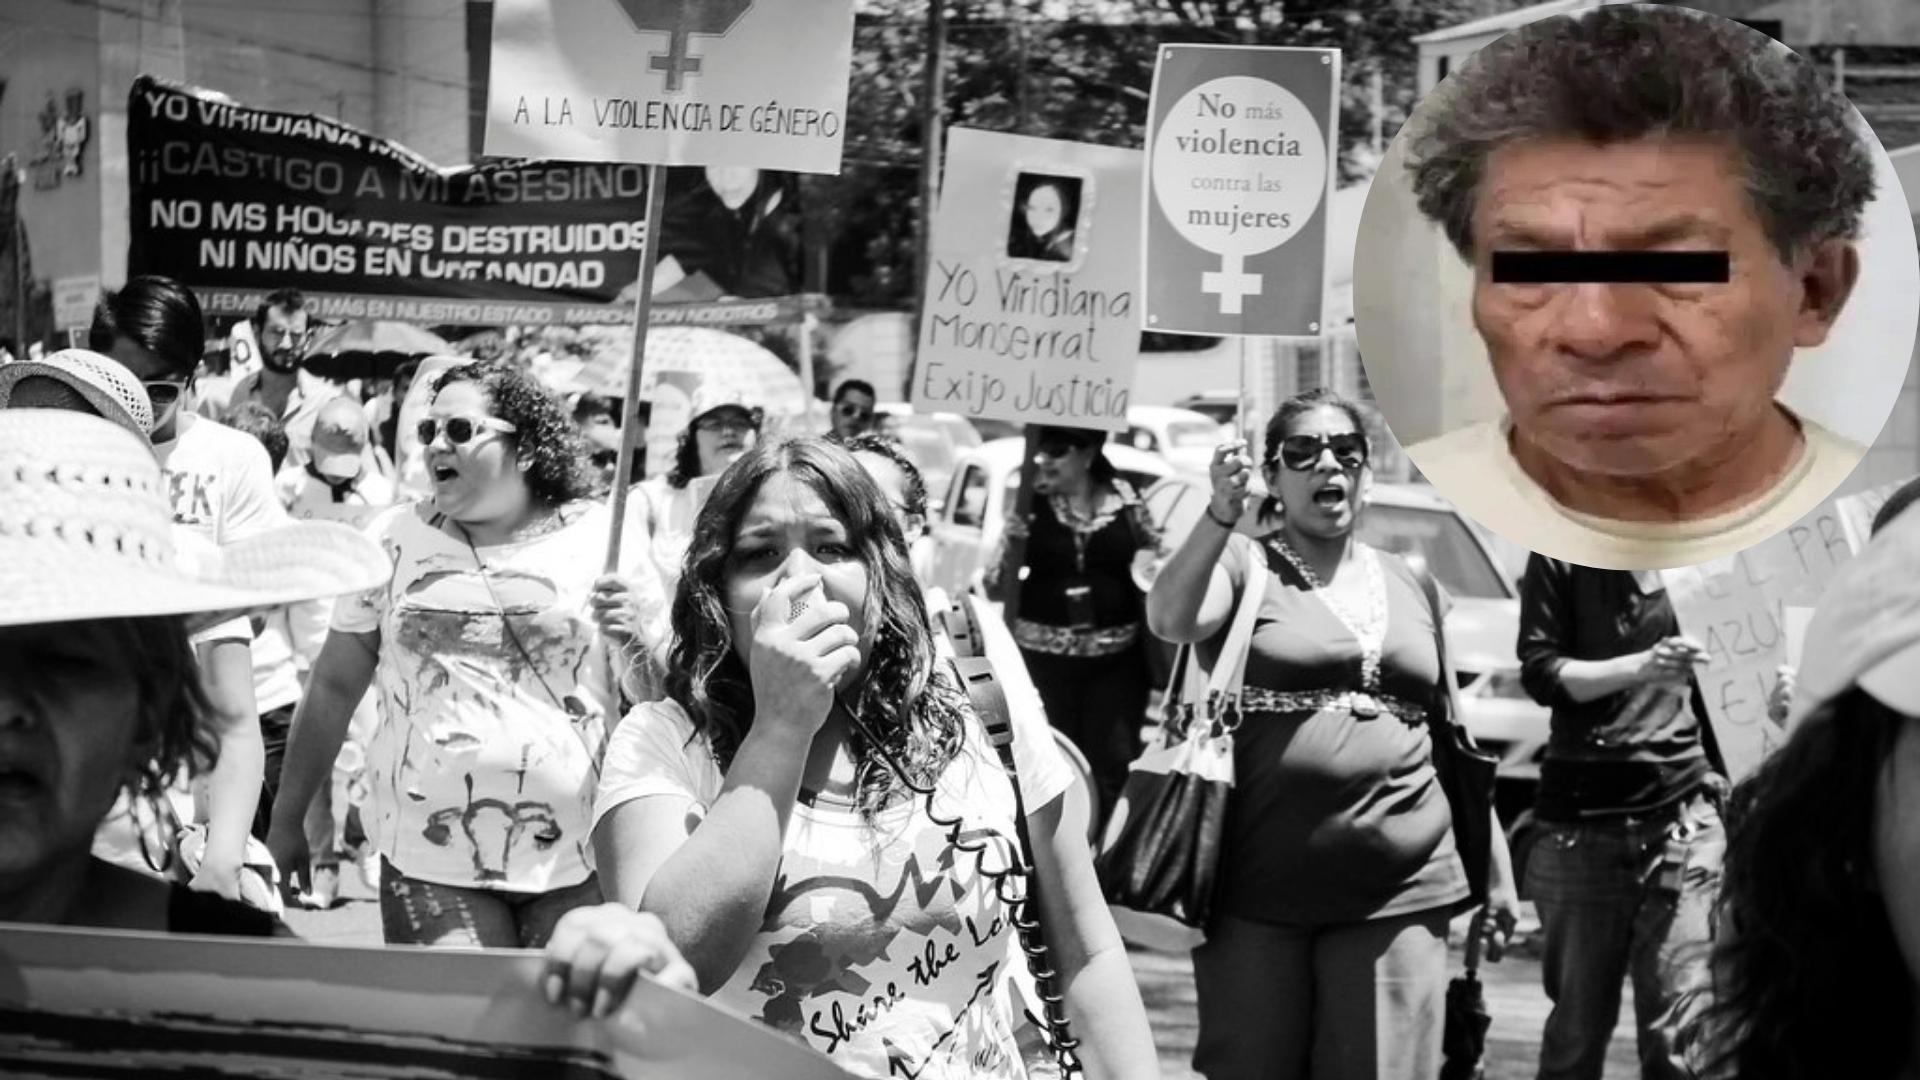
[[1469, 135, 1856, 478]]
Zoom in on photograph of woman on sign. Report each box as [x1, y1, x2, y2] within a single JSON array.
[[652, 166, 802, 301], [1006, 172, 1082, 264]]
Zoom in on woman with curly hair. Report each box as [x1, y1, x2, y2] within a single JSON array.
[[267, 359, 669, 948], [580, 436, 1158, 1079], [1677, 510, 1920, 1080]]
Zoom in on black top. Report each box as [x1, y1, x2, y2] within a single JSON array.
[[1517, 556, 1718, 821], [167, 884, 293, 937], [1018, 487, 1150, 632]]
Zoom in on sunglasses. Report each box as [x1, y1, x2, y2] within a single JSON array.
[[418, 415, 517, 446], [1035, 439, 1094, 460], [695, 414, 757, 435], [1274, 432, 1369, 471], [143, 379, 188, 411]]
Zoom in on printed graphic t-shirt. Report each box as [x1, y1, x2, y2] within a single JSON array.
[[333, 501, 668, 892], [154, 413, 301, 711], [594, 690, 1072, 1080]]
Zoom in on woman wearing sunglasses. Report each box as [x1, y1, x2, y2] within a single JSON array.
[[267, 359, 670, 948], [984, 424, 1162, 825], [1145, 389, 1521, 1080], [633, 383, 764, 597]]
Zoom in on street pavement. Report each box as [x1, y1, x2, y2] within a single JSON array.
[[285, 868, 1637, 1079]]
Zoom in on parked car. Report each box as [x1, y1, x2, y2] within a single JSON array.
[[1172, 391, 1241, 431], [1124, 405, 1227, 475], [873, 403, 983, 509]]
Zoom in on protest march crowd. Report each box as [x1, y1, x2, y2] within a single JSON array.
[[7, 4, 1920, 1080]]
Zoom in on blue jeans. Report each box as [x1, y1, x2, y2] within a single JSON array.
[[1525, 792, 1723, 1080]]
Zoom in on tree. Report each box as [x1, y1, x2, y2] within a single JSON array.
[[810, 0, 1499, 309]]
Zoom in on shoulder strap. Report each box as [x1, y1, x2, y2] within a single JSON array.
[[946, 654, 1082, 1074], [953, 656, 1020, 796], [1207, 553, 1269, 700], [937, 594, 986, 659], [1407, 554, 1462, 728]]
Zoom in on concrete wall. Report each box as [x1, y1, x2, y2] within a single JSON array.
[[0, 0, 470, 319]]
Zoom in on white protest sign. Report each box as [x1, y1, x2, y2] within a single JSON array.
[[1835, 474, 1917, 551], [0, 924, 855, 1079], [1141, 46, 1339, 337], [51, 274, 99, 331], [913, 128, 1142, 432], [1664, 494, 1875, 782], [485, 0, 855, 174]]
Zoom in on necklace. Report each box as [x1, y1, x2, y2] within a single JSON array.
[[1269, 535, 1389, 718], [1047, 484, 1115, 573]]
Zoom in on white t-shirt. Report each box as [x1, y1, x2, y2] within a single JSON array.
[[1408, 411, 1866, 570], [332, 500, 668, 892], [634, 474, 719, 596], [594, 680, 1072, 1080], [279, 466, 401, 670], [154, 413, 301, 711]]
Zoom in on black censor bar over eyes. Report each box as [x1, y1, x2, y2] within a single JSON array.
[[1491, 251, 1731, 284]]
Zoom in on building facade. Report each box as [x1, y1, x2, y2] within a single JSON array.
[[0, 0, 473, 345]]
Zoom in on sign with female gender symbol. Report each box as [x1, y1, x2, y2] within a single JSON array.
[[1142, 45, 1339, 337]]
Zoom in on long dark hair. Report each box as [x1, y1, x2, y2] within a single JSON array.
[[1681, 688, 1912, 1079], [116, 616, 219, 806], [664, 436, 965, 815], [88, 275, 206, 379], [430, 359, 592, 506], [1258, 388, 1371, 523]]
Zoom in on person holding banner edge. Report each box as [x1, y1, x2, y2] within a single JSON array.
[[1145, 389, 1520, 1080], [0, 409, 386, 935], [268, 359, 668, 948]]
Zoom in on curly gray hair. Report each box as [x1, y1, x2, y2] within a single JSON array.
[[1408, 4, 1876, 263]]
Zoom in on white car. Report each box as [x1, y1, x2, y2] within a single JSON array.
[[872, 403, 983, 508], [926, 437, 1175, 598], [1123, 405, 1227, 475]]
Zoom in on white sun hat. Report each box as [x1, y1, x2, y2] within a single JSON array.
[[0, 409, 392, 629], [0, 348, 154, 439], [1788, 506, 1920, 727]]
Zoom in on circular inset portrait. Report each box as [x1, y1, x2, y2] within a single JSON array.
[[1352, 3, 1919, 570]]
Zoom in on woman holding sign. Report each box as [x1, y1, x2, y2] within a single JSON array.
[[985, 424, 1160, 822], [267, 359, 668, 949], [1145, 389, 1520, 1080]]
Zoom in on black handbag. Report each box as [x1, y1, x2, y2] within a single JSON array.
[[1413, 558, 1500, 910], [1095, 556, 1267, 942]]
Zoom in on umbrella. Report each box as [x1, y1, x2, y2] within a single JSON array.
[[304, 320, 453, 381], [576, 326, 809, 420], [1441, 907, 1492, 1080]]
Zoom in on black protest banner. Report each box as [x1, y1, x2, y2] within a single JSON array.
[[127, 76, 647, 326]]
